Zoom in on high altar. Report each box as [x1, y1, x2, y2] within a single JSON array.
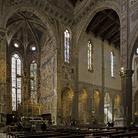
[[18, 99, 41, 118]]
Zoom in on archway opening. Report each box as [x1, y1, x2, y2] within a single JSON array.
[[104, 93, 112, 124], [78, 89, 88, 124], [92, 91, 100, 124], [114, 94, 121, 119], [61, 87, 74, 124]]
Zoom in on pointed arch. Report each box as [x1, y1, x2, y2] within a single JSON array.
[[78, 88, 88, 124], [104, 93, 112, 123], [61, 86, 74, 124], [114, 93, 121, 119], [92, 91, 100, 123]]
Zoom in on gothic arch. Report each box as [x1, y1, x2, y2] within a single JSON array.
[[61, 86, 74, 124], [114, 93, 121, 119], [76, 1, 121, 47], [78, 88, 88, 124], [10, 51, 23, 65], [104, 92, 113, 123], [92, 90, 100, 123], [1, 5, 57, 47]]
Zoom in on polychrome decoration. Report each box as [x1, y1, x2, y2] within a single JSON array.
[[30, 60, 37, 103], [88, 41, 93, 70], [11, 54, 21, 111], [64, 29, 70, 63]]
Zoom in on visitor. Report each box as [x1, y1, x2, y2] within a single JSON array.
[[31, 122, 36, 132], [41, 122, 47, 132], [17, 121, 23, 131]]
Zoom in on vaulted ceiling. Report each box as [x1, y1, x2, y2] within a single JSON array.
[[6, 6, 120, 49], [86, 9, 120, 47], [6, 11, 47, 47], [68, 0, 82, 7]]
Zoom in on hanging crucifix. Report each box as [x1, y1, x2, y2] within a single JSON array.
[[17, 72, 34, 102]]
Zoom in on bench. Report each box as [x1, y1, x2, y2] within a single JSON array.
[[112, 132, 138, 138], [92, 130, 125, 138]]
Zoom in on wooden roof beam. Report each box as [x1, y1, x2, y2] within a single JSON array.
[[109, 32, 120, 44], [87, 11, 113, 32], [96, 19, 119, 36], [103, 25, 118, 40], [91, 11, 113, 29], [102, 10, 120, 26]]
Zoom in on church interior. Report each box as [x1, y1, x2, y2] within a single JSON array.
[[0, 0, 138, 137]]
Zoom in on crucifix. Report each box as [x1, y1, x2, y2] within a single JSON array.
[[17, 71, 34, 102]]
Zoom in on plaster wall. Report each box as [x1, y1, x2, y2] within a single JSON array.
[[79, 33, 121, 90]]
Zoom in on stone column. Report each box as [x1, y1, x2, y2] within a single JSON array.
[[0, 28, 7, 124], [121, 70, 133, 125], [117, 0, 132, 126]]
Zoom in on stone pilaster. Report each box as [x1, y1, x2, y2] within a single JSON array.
[[120, 0, 128, 68], [112, 98, 114, 121], [71, 89, 78, 122], [0, 28, 7, 123], [99, 41, 105, 124]]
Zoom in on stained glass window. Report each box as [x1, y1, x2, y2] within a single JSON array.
[[30, 60, 37, 103], [64, 29, 70, 63], [11, 54, 21, 111], [88, 41, 93, 70], [111, 52, 115, 77]]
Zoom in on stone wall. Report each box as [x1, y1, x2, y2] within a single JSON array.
[[0, 29, 7, 123], [40, 34, 57, 123]]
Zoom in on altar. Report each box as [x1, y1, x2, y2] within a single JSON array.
[[21, 116, 45, 131], [114, 117, 127, 127], [18, 100, 41, 118]]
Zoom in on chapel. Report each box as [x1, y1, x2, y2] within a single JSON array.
[[0, 0, 138, 130]]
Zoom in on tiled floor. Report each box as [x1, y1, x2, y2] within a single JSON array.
[[0, 133, 6, 138]]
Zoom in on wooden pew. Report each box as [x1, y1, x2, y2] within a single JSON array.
[[92, 130, 125, 138], [112, 132, 138, 138], [7, 131, 70, 138]]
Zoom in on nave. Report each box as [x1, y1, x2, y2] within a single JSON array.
[[5, 125, 138, 138], [0, 0, 138, 136]]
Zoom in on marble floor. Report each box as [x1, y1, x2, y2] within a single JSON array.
[[0, 133, 6, 138]]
